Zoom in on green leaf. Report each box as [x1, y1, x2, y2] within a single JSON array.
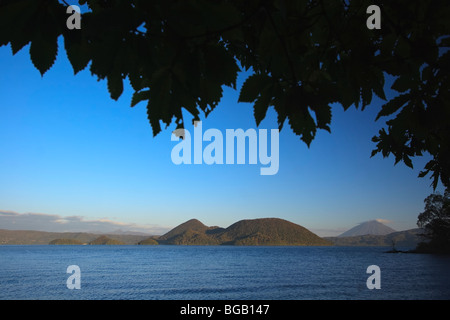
[[371, 67, 386, 100], [376, 94, 409, 120], [149, 67, 173, 125], [312, 104, 332, 133], [403, 155, 413, 169], [64, 34, 91, 75], [198, 79, 223, 113], [339, 85, 357, 110], [10, 36, 31, 55], [107, 73, 124, 101], [394, 37, 411, 59], [204, 44, 239, 89], [131, 90, 150, 108], [239, 73, 271, 103], [253, 86, 273, 126], [418, 170, 429, 178], [370, 148, 379, 158], [146, 100, 162, 137], [0, 0, 38, 49], [360, 85, 373, 109], [391, 75, 414, 93], [287, 103, 316, 147], [29, 30, 58, 76]]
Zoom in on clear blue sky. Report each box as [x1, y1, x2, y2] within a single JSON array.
[[0, 39, 443, 236]]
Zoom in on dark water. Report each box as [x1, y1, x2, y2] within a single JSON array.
[[1, 245, 449, 300]]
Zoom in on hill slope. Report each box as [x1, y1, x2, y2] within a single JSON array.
[[0, 229, 148, 245], [49, 238, 84, 245], [158, 218, 224, 244], [89, 235, 126, 245], [138, 237, 159, 245], [217, 218, 330, 245], [338, 220, 396, 237], [154, 218, 331, 246], [158, 219, 209, 241]]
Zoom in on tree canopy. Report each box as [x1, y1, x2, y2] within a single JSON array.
[[417, 189, 450, 253], [1, 0, 449, 188]]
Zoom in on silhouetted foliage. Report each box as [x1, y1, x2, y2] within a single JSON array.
[[1, 0, 449, 188], [417, 189, 450, 253]]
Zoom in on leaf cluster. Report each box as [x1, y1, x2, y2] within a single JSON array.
[[417, 189, 450, 252], [1, 0, 449, 187]]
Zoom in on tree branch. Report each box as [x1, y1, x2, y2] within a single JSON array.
[[183, 5, 264, 40], [263, 6, 298, 84]]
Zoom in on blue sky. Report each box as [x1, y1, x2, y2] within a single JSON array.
[[0, 38, 443, 236]]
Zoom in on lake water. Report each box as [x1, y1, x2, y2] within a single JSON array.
[[1, 245, 449, 300]]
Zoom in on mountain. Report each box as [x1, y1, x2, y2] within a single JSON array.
[[338, 220, 396, 237], [162, 229, 221, 245], [159, 219, 213, 240], [157, 218, 224, 245], [154, 218, 331, 246], [89, 235, 125, 245], [0, 229, 148, 245], [138, 237, 159, 245], [217, 218, 330, 245], [49, 238, 84, 245], [325, 228, 424, 248]]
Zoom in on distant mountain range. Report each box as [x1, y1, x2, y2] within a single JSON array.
[[0, 229, 148, 245], [0, 218, 331, 246], [0, 218, 424, 248], [325, 229, 423, 248], [49, 235, 127, 245]]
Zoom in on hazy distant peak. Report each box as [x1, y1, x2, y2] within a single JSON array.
[[338, 220, 396, 237]]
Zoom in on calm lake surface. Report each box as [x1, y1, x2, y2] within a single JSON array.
[[1, 245, 449, 300]]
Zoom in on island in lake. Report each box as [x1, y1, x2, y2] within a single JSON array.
[[1, 218, 331, 246], [0, 217, 423, 247], [154, 218, 331, 246]]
